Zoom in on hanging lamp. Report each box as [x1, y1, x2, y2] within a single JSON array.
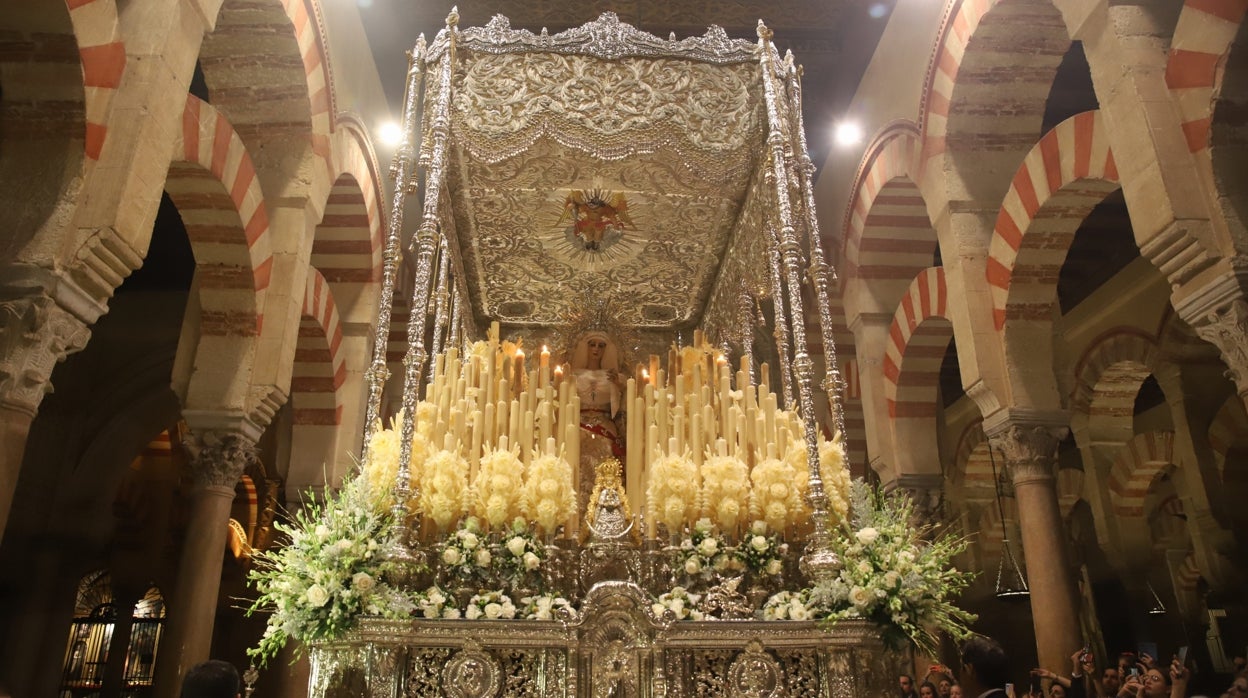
[[989, 444, 1030, 601], [1146, 579, 1167, 616]]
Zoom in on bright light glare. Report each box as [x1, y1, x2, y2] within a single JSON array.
[[868, 3, 888, 19], [834, 121, 863, 147], [378, 121, 404, 147]]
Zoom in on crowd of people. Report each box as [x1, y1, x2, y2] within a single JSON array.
[[902, 638, 1248, 698]]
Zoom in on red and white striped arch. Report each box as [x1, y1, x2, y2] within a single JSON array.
[[951, 422, 996, 496], [292, 268, 346, 426], [1108, 430, 1175, 518], [198, 0, 334, 182], [1171, 551, 1202, 596], [314, 125, 386, 290], [987, 111, 1119, 329], [921, 0, 1070, 166], [882, 267, 951, 418], [1208, 395, 1248, 482], [167, 95, 273, 336], [976, 496, 1020, 560], [67, 0, 124, 161], [1068, 329, 1153, 419], [1167, 0, 1248, 153], [842, 125, 934, 283]]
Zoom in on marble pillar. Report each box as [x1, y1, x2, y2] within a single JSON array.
[[154, 424, 258, 698], [989, 423, 1081, 672]]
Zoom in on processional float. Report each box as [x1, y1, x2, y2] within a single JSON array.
[[294, 9, 930, 697]]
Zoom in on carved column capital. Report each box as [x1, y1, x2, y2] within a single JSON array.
[[1192, 298, 1248, 395], [182, 429, 258, 491], [988, 423, 1068, 486], [0, 289, 92, 416]]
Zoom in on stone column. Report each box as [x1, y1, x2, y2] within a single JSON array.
[[0, 272, 94, 542], [989, 422, 1082, 671], [154, 421, 259, 698], [1190, 296, 1248, 413]]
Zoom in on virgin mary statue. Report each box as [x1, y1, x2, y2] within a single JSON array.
[[568, 330, 626, 509]]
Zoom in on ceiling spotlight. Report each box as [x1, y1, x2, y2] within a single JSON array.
[[868, 2, 888, 18], [378, 121, 404, 147], [834, 121, 863, 147]]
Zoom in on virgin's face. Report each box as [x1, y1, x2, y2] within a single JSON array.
[[587, 338, 607, 360]]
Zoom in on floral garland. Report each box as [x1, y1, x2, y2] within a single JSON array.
[[439, 517, 493, 585], [520, 594, 577, 621], [521, 452, 577, 536], [761, 589, 815, 621], [677, 518, 739, 581], [245, 479, 416, 666], [735, 520, 788, 578], [415, 585, 460, 619], [651, 586, 705, 621], [465, 590, 518, 620], [810, 480, 976, 655]]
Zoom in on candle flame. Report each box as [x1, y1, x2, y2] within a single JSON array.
[[516, 349, 525, 357], [542, 345, 549, 352]]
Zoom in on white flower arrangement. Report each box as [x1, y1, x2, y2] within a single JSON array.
[[472, 445, 526, 529], [651, 586, 705, 621], [520, 594, 577, 621], [750, 453, 804, 533], [465, 590, 518, 620], [245, 479, 417, 666], [420, 447, 471, 532], [761, 589, 815, 621], [734, 520, 788, 578], [699, 453, 750, 535], [808, 479, 976, 655], [440, 517, 492, 585], [677, 518, 740, 582], [360, 403, 438, 513], [494, 517, 545, 586], [520, 452, 577, 536], [415, 585, 461, 619], [646, 452, 699, 536]]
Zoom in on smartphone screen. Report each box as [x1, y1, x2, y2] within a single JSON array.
[[1178, 646, 1189, 665], [1138, 642, 1158, 661]]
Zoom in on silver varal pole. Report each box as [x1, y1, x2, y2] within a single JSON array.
[[757, 20, 839, 582], [360, 35, 426, 464]]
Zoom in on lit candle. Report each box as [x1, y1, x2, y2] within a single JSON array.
[[554, 364, 564, 386], [540, 345, 550, 368]]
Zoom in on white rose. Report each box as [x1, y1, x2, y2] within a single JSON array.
[[501, 601, 516, 618], [523, 551, 540, 570], [849, 586, 871, 608], [689, 610, 705, 621], [884, 571, 900, 588], [352, 572, 375, 592], [695, 517, 713, 533], [766, 559, 783, 576], [506, 536, 527, 557], [461, 532, 479, 549], [855, 527, 879, 545], [305, 584, 329, 607], [750, 535, 768, 552], [698, 538, 718, 556], [442, 607, 461, 619], [652, 603, 667, 617], [898, 550, 915, 564], [857, 560, 872, 575], [484, 602, 503, 619], [535, 608, 552, 620], [789, 604, 811, 621], [442, 547, 461, 565], [751, 520, 768, 535], [684, 558, 701, 575], [475, 548, 492, 567], [465, 605, 483, 620]]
